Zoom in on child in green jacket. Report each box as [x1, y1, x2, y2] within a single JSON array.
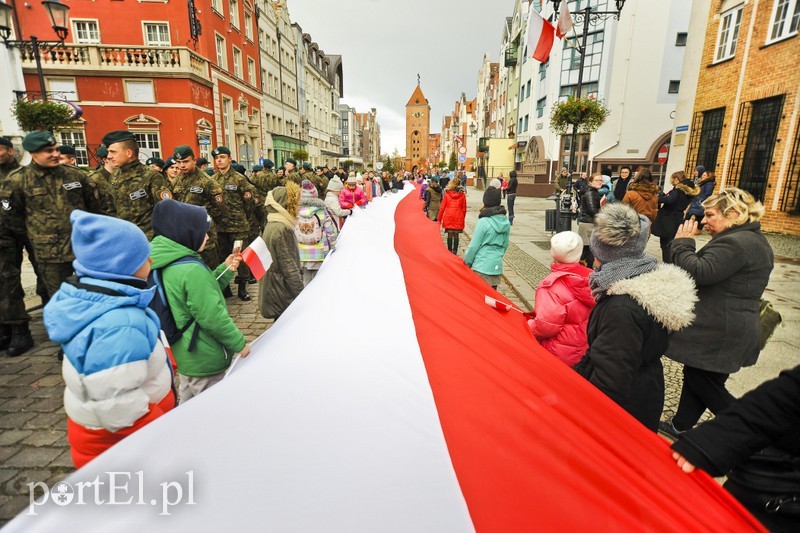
[[464, 186, 510, 289], [150, 199, 250, 403]]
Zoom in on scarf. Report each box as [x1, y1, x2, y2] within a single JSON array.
[[266, 191, 297, 229], [589, 253, 658, 301]]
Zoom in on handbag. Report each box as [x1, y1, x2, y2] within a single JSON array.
[[651, 208, 671, 238], [759, 298, 783, 350]]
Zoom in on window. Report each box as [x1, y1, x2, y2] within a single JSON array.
[[675, 32, 688, 46], [143, 23, 170, 46], [768, 0, 800, 42], [215, 34, 227, 68], [536, 97, 546, 118], [124, 80, 155, 103], [715, 6, 743, 62], [520, 88, 525, 103], [46, 77, 78, 100], [72, 20, 100, 44], [247, 57, 255, 85], [232, 47, 242, 78], [732, 96, 785, 202], [222, 97, 234, 148], [260, 68, 266, 91], [212, 0, 222, 14], [559, 134, 590, 175], [518, 118, 523, 134], [58, 131, 88, 166], [229, 0, 239, 29], [526, 80, 531, 98], [244, 12, 253, 40], [132, 132, 161, 161], [688, 107, 725, 173], [668, 80, 681, 93], [559, 82, 599, 100], [523, 115, 529, 132], [560, 30, 603, 87]]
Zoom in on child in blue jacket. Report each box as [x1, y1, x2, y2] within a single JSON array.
[[464, 186, 510, 289]]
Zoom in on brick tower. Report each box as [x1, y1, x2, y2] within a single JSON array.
[[405, 82, 430, 172]]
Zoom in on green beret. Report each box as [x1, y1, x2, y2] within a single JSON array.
[[22, 131, 57, 153], [0, 136, 14, 149], [252, 165, 263, 172], [263, 159, 275, 169], [95, 145, 108, 158], [163, 157, 176, 170], [58, 145, 76, 156], [101, 130, 136, 147], [172, 145, 195, 161], [302, 162, 313, 171], [285, 158, 297, 167], [232, 163, 247, 174], [146, 157, 165, 168], [203, 168, 215, 176], [211, 146, 231, 157], [196, 157, 209, 167]]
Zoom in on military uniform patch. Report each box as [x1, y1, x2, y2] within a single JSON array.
[[214, 194, 223, 204], [1, 199, 10, 211], [225, 184, 238, 191], [244, 191, 253, 200], [129, 189, 147, 200], [190, 186, 204, 194], [159, 190, 172, 200], [62, 181, 82, 191]]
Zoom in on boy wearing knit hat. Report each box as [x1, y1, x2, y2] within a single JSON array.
[[463, 185, 510, 289], [43, 211, 176, 467], [527, 231, 595, 366]]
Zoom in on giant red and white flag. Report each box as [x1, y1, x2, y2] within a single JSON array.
[[556, 1, 574, 38], [526, 7, 556, 62], [7, 186, 763, 531]]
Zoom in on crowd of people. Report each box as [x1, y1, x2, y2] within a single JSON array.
[[1, 129, 796, 528]]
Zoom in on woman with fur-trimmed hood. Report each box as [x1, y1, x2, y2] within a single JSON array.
[[622, 168, 659, 223], [573, 203, 697, 431], [684, 170, 717, 227]]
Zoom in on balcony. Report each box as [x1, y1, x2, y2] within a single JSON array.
[[18, 44, 210, 84], [504, 46, 518, 67]]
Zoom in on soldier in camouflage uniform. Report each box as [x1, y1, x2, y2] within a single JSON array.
[[171, 145, 226, 269], [312, 165, 330, 197], [246, 165, 266, 242], [4, 131, 103, 312], [86, 144, 116, 216], [0, 137, 37, 356], [211, 149, 258, 300], [283, 158, 302, 185], [103, 131, 173, 239]]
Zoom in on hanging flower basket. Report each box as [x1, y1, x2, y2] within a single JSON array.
[[549, 96, 610, 135], [11, 98, 78, 133]]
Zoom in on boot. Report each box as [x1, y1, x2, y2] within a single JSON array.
[[248, 275, 258, 285], [237, 282, 251, 301], [0, 325, 11, 351], [222, 285, 234, 299], [6, 323, 34, 357]]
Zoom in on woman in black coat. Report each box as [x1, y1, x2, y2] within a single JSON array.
[[577, 174, 602, 266], [671, 364, 800, 531], [655, 170, 698, 262], [662, 188, 774, 437]]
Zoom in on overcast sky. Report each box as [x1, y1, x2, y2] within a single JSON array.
[[289, 0, 518, 156]]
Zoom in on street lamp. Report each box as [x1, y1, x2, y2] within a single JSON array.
[[0, 0, 70, 102], [550, 0, 625, 231]]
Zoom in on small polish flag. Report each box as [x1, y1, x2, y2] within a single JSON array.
[[159, 330, 176, 371], [526, 7, 556, 63], [485, 295, 520, 313], [556, 1, 573, 39], [241, 236, 273, 281]]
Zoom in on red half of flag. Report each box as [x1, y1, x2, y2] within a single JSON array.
[[241, 236, 273, 281], [526, 8, 556, 63]]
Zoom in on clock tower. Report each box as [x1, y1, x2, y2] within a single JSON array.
[[405, 82, 430, 172]]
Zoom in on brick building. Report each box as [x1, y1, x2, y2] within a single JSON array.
[[684, 0, 799, 234], [405, 84, 430, 172]]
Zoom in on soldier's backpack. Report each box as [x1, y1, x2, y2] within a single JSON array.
[[295, 211, 323, 245], [147, 257, 206, 351]]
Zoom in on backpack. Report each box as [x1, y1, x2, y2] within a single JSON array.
[[147, 257, 205, 351], [295, 210, 323, 245]]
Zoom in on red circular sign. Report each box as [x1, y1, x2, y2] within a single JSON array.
[[658, 145, 669, 165]]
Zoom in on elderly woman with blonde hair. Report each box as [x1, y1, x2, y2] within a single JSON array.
[[660, 188, 774, 438]]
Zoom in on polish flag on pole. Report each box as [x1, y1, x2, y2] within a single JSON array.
[[526, 7, 556, 63], [241, 236, 273, 280], [556, 0, 573, 38]]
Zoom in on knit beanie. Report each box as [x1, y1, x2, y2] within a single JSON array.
[[70, 211, 150, 281], [695, 165, 705, 176], [550, 231, 583, 264], [590, 203, 650, 264], [152, 199, 211, 253], [300, 179, 318, 200], [327, 176, 344, 192], [483, 187, 502, 208], [346, 172, 357, 185], [490, 178, 501, 189]]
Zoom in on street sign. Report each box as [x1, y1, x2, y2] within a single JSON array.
[[458, 146, 467, 155], [657, 145, 669, 165], [376, 162, 384, 170], [675, 125, 689, 133], [458, 154, 467, 163]]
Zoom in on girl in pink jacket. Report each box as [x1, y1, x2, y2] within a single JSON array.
[[339, 172, 368, 210], [527, 231, 596, 366]]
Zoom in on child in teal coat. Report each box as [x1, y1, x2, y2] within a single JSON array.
[[464, 186, 510, 289]]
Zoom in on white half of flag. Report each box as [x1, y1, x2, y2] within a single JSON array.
[[241, 236, 272, 281], [556, 0, 573, 39]]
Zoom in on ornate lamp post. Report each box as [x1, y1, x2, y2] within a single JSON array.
[[551, 0, 625, 230], [0, 0, 70, 102]]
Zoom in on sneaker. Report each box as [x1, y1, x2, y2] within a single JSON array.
[[658, 419, 684, 440]]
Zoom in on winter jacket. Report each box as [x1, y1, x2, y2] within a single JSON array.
[[259, 193, 305, 319], [44, 276, 174, 467], [150, 236, 246, 376], [437, 188, 467, 231], [578, 187, 601, 223], [573, 264, 696, 431], [339, 186, 367, 210], [324, 191, 352, 228], [686, 174, 716, 218], [667, 221, 774, 374], [622, 182, 660, 223], [296, 198, 338, 263], [464, 206, 510, 276], [528, 263, 595, 366], [657, 179, 698, 235], [424, 185, 443, 221], [613, 176, 631, 202], [507, 175, 518, 195], [419, 182, 429, 200]]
